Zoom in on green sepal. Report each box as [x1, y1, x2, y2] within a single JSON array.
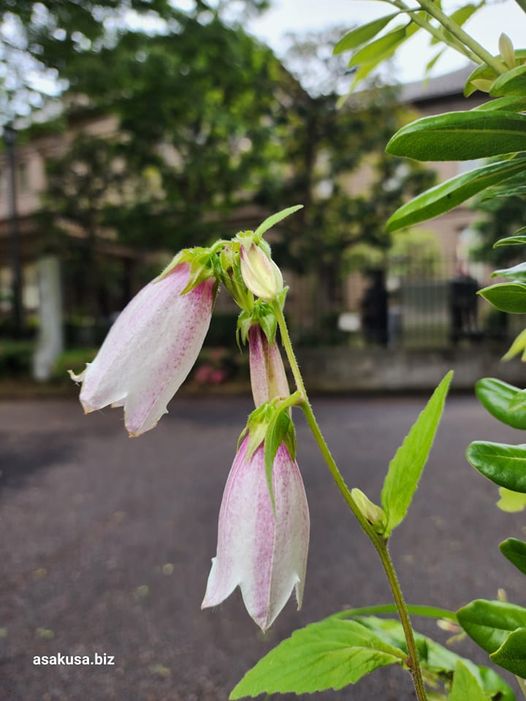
[[236, 300, 277, 347], [156, 246, 218, 294], [219, 243, 255, 312], [240, 398, 297, 510], [264, 407, 296, 510]]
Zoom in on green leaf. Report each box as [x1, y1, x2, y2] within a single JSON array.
[[491, 64, 526, 97], [336, 603, 457, 621], [381, 371, 452, 536], [229, 618, 405, 698], [491, 627, 526, 678], [467, 440, 526, 492], [478, 282, 526, 313], [475, 377, 526, 429], [386, 157, 526, 232], [449, 661, 488, 701], [348, 616, 514, 699], [500, 537, 526, 575], [343, 615, 515, 699], [387, 111, 526, 161], [349, 25, 408, 67], [475, 95, 526, 112], [496, 487, 526, 512], [254, 205, 303, 238], [503, 328, 526, 361], [464, 63, 498, 97], [493, 261, 526, 280], [494, 227, 526, 247], [334, 14, 398, 54], [457, 599, 526, 654]]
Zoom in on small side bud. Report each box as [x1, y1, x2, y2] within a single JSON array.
[[240, 244, 283, 301], [499, 33, 515, 68], [351, 488, 386, 534]]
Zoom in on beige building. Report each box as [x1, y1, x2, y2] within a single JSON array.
[[0, 65, 489, 374]]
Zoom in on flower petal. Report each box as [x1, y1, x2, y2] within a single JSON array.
[[202, 439, 309, 631], [248, 325, 289, 406], [72, 264, 214, 435]]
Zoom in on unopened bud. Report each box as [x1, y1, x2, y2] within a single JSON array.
[[351, 488, 386, 533], [240, 244, 283, 301]]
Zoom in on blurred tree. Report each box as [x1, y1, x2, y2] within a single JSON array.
[[42, 16, 294, 255], [0, 0, 268, 119], [269, 29, 435, 306]]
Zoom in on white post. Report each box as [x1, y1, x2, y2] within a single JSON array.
[[33, 255, 64, 381]]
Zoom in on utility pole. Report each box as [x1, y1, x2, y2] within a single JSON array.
[[3, 123, 23, 337]]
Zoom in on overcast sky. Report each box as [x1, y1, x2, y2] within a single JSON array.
[[249, 0, 525, 83]]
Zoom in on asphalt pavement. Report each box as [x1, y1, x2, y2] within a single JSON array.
[[0, 394, 524, 700]]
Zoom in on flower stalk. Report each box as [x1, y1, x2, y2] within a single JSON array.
[[272, 300, 428, 701]]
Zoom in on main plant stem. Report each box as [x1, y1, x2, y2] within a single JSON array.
[[273, 302, 428, 701], [415, 0, 506, 74]]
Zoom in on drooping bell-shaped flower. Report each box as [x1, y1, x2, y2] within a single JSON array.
[[70, 263, 215, 436], [202, 437, 309, 631], [248, 325, 289, 407]]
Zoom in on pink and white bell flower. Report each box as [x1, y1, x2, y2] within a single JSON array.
[[248, 325, 289, 407], [70, 262, 215, 436], [202, 437, 309, 631]]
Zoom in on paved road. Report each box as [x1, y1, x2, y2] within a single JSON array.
[[0, 395, 524, 701]]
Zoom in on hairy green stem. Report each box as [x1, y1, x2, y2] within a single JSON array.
[[273, 301, 428, 701], [415, 0, 506, 73]]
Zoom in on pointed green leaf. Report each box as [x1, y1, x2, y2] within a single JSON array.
[[500, 537, 526, 575], [491, 64, 526, 97], [475, 95, 526, 112], [503, 328, 526, 361], [496, 487, 526, 512], [475, 377, 526, 429], [479, 282, 526, 313], [491, 627, 526, 677], [467, 441, 526, 492], [229, 618, 405, 698], [349, 25, 408, 67], [341, 615, 515, 699], [334, 14, 398, 54], [494, 227, 526, 247], [387, 111, 526, 161], [493, 261, 526, 280], [336, 603, 457, 621], [449, 661, 488, 701], [381, 371, 452, 536], [457, 599, 526, 654], [386, 158, 526, 232], [254, 205, 303, 238]]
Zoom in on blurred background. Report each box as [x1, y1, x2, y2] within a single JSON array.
[[0, 1, 525, 699]]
